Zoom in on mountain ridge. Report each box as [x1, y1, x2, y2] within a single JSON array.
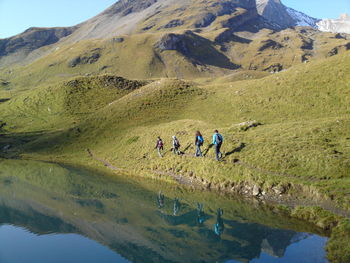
[[0, 0, 349, 76]]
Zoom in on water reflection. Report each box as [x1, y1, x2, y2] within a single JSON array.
[[214, 208, 225, 237], [0, 159, 328, 263]]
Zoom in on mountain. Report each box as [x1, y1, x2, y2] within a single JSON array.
[[0, 0, 349, 82], [256, 0, 318, 29], [0, 0, 263, 67], [286, 7, 319, 27], [317, 13, 350, 34]]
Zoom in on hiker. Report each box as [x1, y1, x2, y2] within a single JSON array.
[[195, 131, 204, 157], [212, 130, 223, 161], [214, 208, 224, 236], [172, 135, 181, 155], [155, 136, 164, 157]]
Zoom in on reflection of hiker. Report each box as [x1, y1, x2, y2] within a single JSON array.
[[157, 191, 165, 208], [212, 130, 223, 161], [172, 136, 181, 155], [197, 203, 205, 225], [155, 136, 164, 157], [214, 208, 224, 236], [173, 198, 181, 216], [195, 131, 204, 157]]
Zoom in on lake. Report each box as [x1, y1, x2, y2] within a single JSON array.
[[0, 159, 329, 263]]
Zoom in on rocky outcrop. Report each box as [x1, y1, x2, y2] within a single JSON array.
[[327, 42, 350, 57], [68, 49, 101, 68], [258, 39, 283, 51], [0, 27, 76, 57], [155, 33, 189, 53], [155, 31, 239, 70]]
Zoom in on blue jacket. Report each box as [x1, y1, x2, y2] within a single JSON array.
[[196, 135, 204, 145], [212, 133, 223, 145]]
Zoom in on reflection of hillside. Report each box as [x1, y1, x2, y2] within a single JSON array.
[[0, 159, 326, 263], [0, 204, 77, 235]]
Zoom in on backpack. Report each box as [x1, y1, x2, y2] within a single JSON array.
[[158, 139, 164, 148], [198, 136, 204, 146], [174, 139, 180, 148], [216, 134, 222, 145]]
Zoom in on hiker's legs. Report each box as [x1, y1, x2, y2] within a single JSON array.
[[218, 143, 222, 158], [215, 144, 222, 160], [196, 144, 202, 157], [157, 147, 163, 157]]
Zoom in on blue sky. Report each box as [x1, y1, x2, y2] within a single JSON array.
[[0, 0, 349, 39], [284, 0, 350, 19]]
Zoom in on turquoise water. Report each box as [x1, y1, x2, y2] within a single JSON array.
[[0, 159, 329, 263]]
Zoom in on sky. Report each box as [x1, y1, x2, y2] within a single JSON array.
[[0, 0, 350, 39]]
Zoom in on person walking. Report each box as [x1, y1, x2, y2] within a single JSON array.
[[212, 130, 223, 161], [195, 131, 204, 157], [155, 136, 164, 157], [172, 135, 181, 155]]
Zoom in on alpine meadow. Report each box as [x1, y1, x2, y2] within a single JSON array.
[[0, 0, 350, 262]]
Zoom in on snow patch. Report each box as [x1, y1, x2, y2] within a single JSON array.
[[286, 7, 318, 28], [317, 14, 350, 34]]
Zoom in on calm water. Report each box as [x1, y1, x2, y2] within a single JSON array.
[[0, 159, 329, 263]]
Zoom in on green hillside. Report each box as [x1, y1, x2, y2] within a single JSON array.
[[0, 51, 349, 211]]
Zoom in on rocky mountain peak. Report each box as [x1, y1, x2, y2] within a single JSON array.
[[256, 0, 318, 29], [256, 0, 297, 28]]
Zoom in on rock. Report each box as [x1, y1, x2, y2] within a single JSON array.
[[194, 13, 216, 28], [258, 39, 283, 52], [0, 80, 10, 86], [272, 186, 286, 195], [327, 43, 350, 57], [155, 33, 189, 54], [301, 38, 314, 50], [68, 50, 101, 68], [238, 120, 262, 131], [328, 47, 339, 57], [252, 185, 261, 196], [334, 33, 347, 39], [163, 19, 184, 29], [264, 63, 283, 73], [68, 56, 81, 67], [112, 37, 124, 43]]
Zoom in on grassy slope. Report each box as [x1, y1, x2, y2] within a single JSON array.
[[12, 52, 347, 205], [0, 52, 349, 208]]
